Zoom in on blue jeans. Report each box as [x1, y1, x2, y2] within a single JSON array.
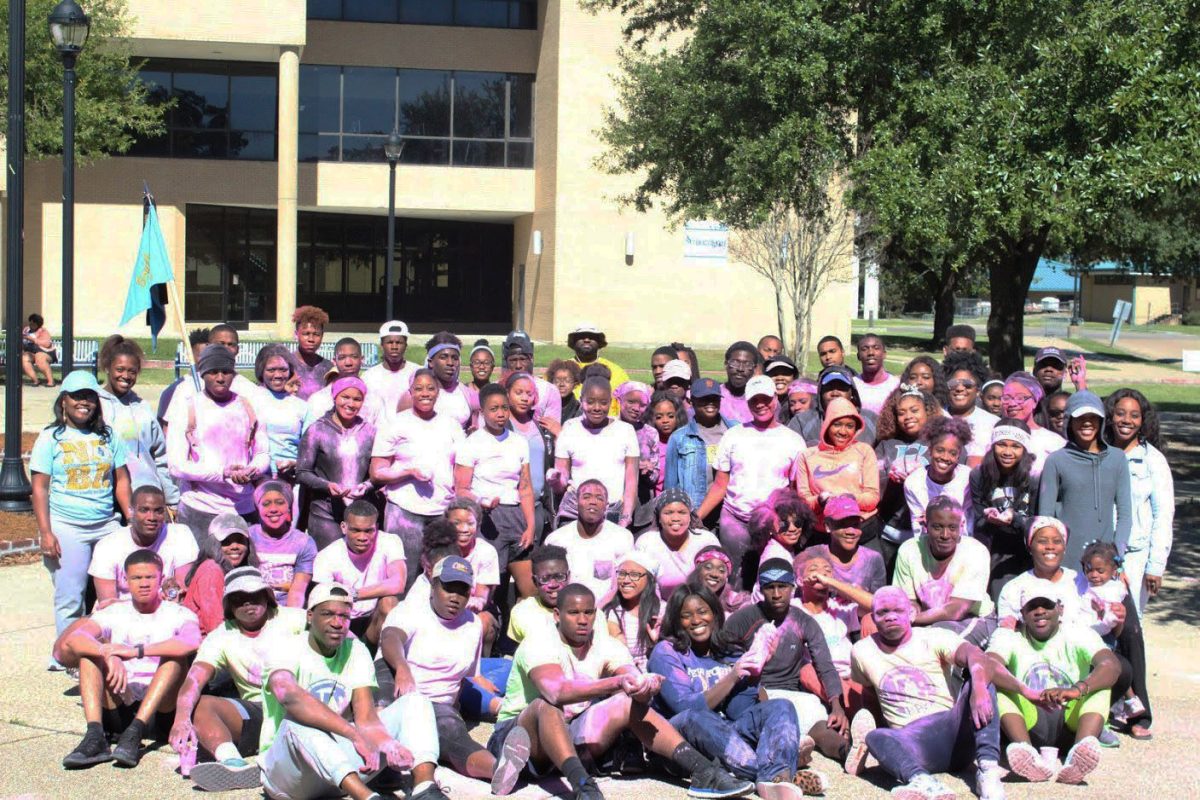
[[43, 514, 120, 640], [865, 681, 1000, 783], [459, 657, 512, 719], [670, 698, 800, 782]]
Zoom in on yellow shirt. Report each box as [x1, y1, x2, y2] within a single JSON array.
[[571, 357, 631, 416]]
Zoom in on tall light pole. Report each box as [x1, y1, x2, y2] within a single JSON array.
[[49, 0, 90, 374], [383, 130, 404, 321], [1, 0, 32, 512]]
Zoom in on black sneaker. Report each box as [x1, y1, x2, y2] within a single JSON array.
[[411, 783, 450, 800], [688, 765, 755, 798], [111, 725, 143, 768], [62, 727, 113, 769], [574, 777, 606, 800]]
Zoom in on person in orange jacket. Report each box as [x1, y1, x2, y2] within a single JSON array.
[[794, 397, 881, 551]]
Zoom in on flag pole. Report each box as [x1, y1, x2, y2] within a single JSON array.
[[144, 184, 198, 391]]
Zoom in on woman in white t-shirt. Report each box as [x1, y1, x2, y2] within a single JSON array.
[[903, 416, 974, 537], [550, 377, 639, 527], [454, 384, 536, 598], [370, 368, 465, 586], [634, 488, 720, 602]]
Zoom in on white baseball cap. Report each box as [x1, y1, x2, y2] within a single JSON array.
[[745, 374, 776, 400], [379, 320, 409, 338]]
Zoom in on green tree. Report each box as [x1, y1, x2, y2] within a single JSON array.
[[1, 0, 165, 160], [588, 0, 1200, 372]]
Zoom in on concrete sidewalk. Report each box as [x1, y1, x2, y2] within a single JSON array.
[[1, 560, 1198, 799]]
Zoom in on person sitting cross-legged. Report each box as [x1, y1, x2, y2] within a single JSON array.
[[845, 587, 1007, 800], [258, 583, 442, 800], [488, 582, 754, 799], [376, 555, 532, 795], [169, 566, 308, 792], [56, 548, 201, 770], [985, 579, 1118, 786]]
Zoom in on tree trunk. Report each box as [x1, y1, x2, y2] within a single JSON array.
[[987, 230, 1048, 374], [929, 259, 957, 348], [775, 285, 790, 355]]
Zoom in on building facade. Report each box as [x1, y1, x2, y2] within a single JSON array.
[[15, 0, 855, 346]]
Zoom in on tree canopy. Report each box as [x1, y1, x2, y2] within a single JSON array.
[[1, 0, 164, 160], [589, 0, 1200, 371]]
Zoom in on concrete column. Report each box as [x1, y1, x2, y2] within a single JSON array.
[[863, 260, 880, 322], [274, 46, 300, 338]]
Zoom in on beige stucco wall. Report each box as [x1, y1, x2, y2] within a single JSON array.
[[18, 4, 853, 348], [1131, 281, 1173, 324], [1082, 276, 1180, 324]]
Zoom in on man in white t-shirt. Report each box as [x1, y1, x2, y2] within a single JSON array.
[[259, 583, 445, 800], [377, 556, 533, 794], [846, 587, 1005, 800], [90, 485, 198, 603], [545, 480, 633, 606], [852, 334, 900, 416], [312, 500, 407, 650], [363, 320, 419, 423], [56, 549, 201, 770]]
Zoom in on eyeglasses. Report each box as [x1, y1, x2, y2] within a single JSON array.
[[1001, 394, 1034, 404], [947, 379, 977, 390], [726, 359, 757, 371], [469, 358, 493, 368], [616, 570, 648, 581], [534, 572, 569, 585]]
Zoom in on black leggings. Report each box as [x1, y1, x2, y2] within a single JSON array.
[[1113, 594, 1152, 726]]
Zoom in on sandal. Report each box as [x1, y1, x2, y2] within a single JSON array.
[[1129, 723, 1153, 740]]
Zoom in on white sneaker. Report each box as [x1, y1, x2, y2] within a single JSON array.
[[844, 710, 876, 776], [975, 759, 1006, 800], [1005, 742, 1055, 782], [1057, 736, 1101, 784], [891, 774, 955, 800]]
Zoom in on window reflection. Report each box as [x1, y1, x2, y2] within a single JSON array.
[[308, 0, 535, 29]]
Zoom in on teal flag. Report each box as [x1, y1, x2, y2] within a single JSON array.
[[120, 201, 174, 345]]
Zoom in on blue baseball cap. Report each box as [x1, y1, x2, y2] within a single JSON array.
[[432, 555, 474, 587], [691, 377, 721, 399], [757, 557, 797, 587], [60, 370, 101, 395]]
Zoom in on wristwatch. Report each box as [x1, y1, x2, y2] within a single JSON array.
[[136, 644, 145, 659]]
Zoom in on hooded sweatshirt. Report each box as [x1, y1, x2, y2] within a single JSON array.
[[794, 397, 880, 529], [1036, 391, 1132, 566]]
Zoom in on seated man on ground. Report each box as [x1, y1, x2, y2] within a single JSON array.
[[891, 496, 996, 647], [169, 566, 308, 792], [56, 549, 201, 770], [722, 559, 850, 762], [90, 485, 197, 604], [985, 580, 1118, 786], [312, 499, 406, 651], [376, 555, 531, 794], [259, 583, 443, 800], [846, 587, 1006, 800], [490, 583, 753, 799], [507, 544, 572, 645]]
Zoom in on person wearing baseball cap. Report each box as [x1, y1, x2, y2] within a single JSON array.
[[171, 565, 308, 792], [660, 358, 694, 401], [374, 554, 530, 794], [1032, 347, 1068, 396], [799, 495, 886, 637], [663, 379, 740, 528], [788, 365, 878, 448], [364, 320, 417, 421], [723, 556, 848, 771], [257, 578, 445, 800], [985, 576, 1120, 787], [566, 322, 630, 397], [499, 330, 562, 428], [697, 372, 804, 591], [763, 355, 799, 423]]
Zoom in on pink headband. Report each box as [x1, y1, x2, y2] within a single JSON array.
[[331, 376, 367, 400], [615, 380, 652, 402], [694, 547, 733, 572], [788, 379, 817, 395]]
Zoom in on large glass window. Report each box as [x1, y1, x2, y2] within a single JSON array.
[[184, 206, 278, 323], [308, 0, 536, 29], [299, 66, 533, 168], [128, 60, 277, 161]]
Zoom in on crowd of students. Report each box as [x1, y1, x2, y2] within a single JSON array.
[[32, 312, 1175, 800]]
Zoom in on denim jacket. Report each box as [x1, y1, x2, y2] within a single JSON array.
[[663, 416, 739, 509], [1125, 441, 1174, 575]]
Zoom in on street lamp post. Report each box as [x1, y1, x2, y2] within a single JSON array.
[[49, 0, 91, 374], [1, 0, 32, 512], [383, 130, 404, 321]]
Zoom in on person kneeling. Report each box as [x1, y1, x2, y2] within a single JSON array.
[[258, 583, 440, 800], [56, 549, 200, 769], [489, 583, 753, 799], [845, 587, 1007, 800], [169, 566, 308, 791], [376, 555, 523, 796], [985, 580, 1119, 785]]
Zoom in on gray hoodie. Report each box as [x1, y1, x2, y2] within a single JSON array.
[[1036, 391, 1132, 567]]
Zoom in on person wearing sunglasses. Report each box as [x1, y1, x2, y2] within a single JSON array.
[[943, 351, 998, 468]]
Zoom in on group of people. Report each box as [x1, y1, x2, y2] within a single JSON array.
[[32, 312, 1174, 800]]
